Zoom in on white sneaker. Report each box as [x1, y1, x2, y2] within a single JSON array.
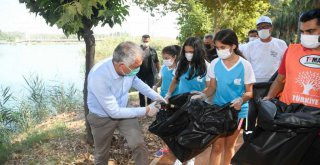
[[186, 158, 195, 165], [174, 159, 182, 165], [173, 158, 195, 165]]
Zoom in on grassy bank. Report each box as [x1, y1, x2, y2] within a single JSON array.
[[5, 112, 92, 164], [1, 83, 161, 164], [0, 75, 83, 164]]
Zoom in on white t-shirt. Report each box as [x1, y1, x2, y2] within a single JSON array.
[[242, 38, 287, 82], [239, 43, 248, 54]]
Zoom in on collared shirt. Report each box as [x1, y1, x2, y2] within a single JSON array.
[[87, 57, 159, 118]]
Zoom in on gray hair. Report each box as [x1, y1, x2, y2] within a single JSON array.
[[112, 41, 144, 66]]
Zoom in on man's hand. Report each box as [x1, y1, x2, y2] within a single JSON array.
[[230, 97, 243, 110], [263, 96, 271, 100], [164, 92, 172, 103], [190, 91, 207, 101], [147, 102, 161, 117], [155, 93, 168, 104]]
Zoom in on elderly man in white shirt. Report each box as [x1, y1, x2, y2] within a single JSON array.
[[86, 41, 166, 165], [243, 16, 287, 82], [242, 16, 288, 141]]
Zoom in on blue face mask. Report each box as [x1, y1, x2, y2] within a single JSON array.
[[125, 65, 140, 76]]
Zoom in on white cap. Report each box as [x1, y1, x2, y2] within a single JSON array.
[[256, 16, 272, 25]]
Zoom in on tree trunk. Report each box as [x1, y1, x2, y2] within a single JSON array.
[[83, 21, 95, 146]]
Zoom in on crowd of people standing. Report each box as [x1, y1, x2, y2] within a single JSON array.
[[86, 8, 320, 165]]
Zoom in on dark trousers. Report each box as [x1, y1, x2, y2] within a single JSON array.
[[138, 76, 154, 106], [243, 99, 257, 142]]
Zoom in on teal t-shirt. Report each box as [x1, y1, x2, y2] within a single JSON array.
[[209, 57, 255, 118], [178, 67, 207, 94], [160, 65, 179, 97]]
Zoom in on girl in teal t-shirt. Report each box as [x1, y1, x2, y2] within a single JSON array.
[[152, 45, 181, 157], [153, 45, 181, 98], [192, 29, 256, 165], [165, 37, 210, 100]]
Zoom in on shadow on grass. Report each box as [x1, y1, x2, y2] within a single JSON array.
[[2, 123, 68, 164]]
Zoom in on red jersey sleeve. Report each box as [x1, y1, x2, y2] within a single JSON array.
[[278, 49, 288, 75]]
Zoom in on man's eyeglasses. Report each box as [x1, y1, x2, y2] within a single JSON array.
[[257, 25, 271, 30]]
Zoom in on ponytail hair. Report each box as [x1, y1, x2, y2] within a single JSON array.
[[214, 29, 246, 59]]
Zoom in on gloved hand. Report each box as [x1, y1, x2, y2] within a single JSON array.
[[190, 91, 207, 101], [164, 92, 172, 103], [152, 85, 158, 91], [155, 93, 168, 104], [147, 101, 161, 117], [230, 97, 243, 110]]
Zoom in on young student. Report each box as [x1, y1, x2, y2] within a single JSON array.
[[152, 45, 181, 157], [165, 37, 210, 100], [191, 29, 256, 165], [165, 37, 210, 165], [153, 45, 181, 98]]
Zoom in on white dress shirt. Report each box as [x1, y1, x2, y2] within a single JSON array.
[[87, 58, 160, 118]]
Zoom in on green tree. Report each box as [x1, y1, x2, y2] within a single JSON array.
[[270, 0, 320, 44], [134, 0, 270, 42], [19, 0, 129, 144], [177, 0, 213, 42]]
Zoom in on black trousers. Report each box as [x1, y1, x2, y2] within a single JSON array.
[[243, 99, 257, 142], [138, 76, 154, 107]]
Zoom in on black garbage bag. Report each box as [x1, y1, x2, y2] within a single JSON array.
[[252, 82, 273, 103], [149, 93, 239, 162], [252, 71, 277, 104], [232, 99, 320, 165], [178, 101, 238, 150], [257, 99, 320, 130], [149, 93, 191, 137], [149, 93, 193, 161], [232, 127, 318, 165], [300, 134, 320, 165]]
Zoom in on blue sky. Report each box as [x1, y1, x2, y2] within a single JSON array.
[[0, 0, 179, 38]]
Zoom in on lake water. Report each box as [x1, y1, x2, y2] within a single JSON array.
[[0, 43, 85, 95]]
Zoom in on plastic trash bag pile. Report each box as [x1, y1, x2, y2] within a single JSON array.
[[232, 99, 320, 165], [149, 93, 239, 162]]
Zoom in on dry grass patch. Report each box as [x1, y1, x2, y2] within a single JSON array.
[[6, 111, 94, 165], [5, 94, 163, 165]]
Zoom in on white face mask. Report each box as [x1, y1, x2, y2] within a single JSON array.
[[249, 37, 258, 42], [301, 34, 320, 49], [217, 48, 232, 59], [141, 42, 149, 47], [185, 53, 193, 61], [258, 29, 271, 39], [163, 59, 174, 67]]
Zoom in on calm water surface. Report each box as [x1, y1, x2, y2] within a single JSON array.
[[0, 43, 85, 94]]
